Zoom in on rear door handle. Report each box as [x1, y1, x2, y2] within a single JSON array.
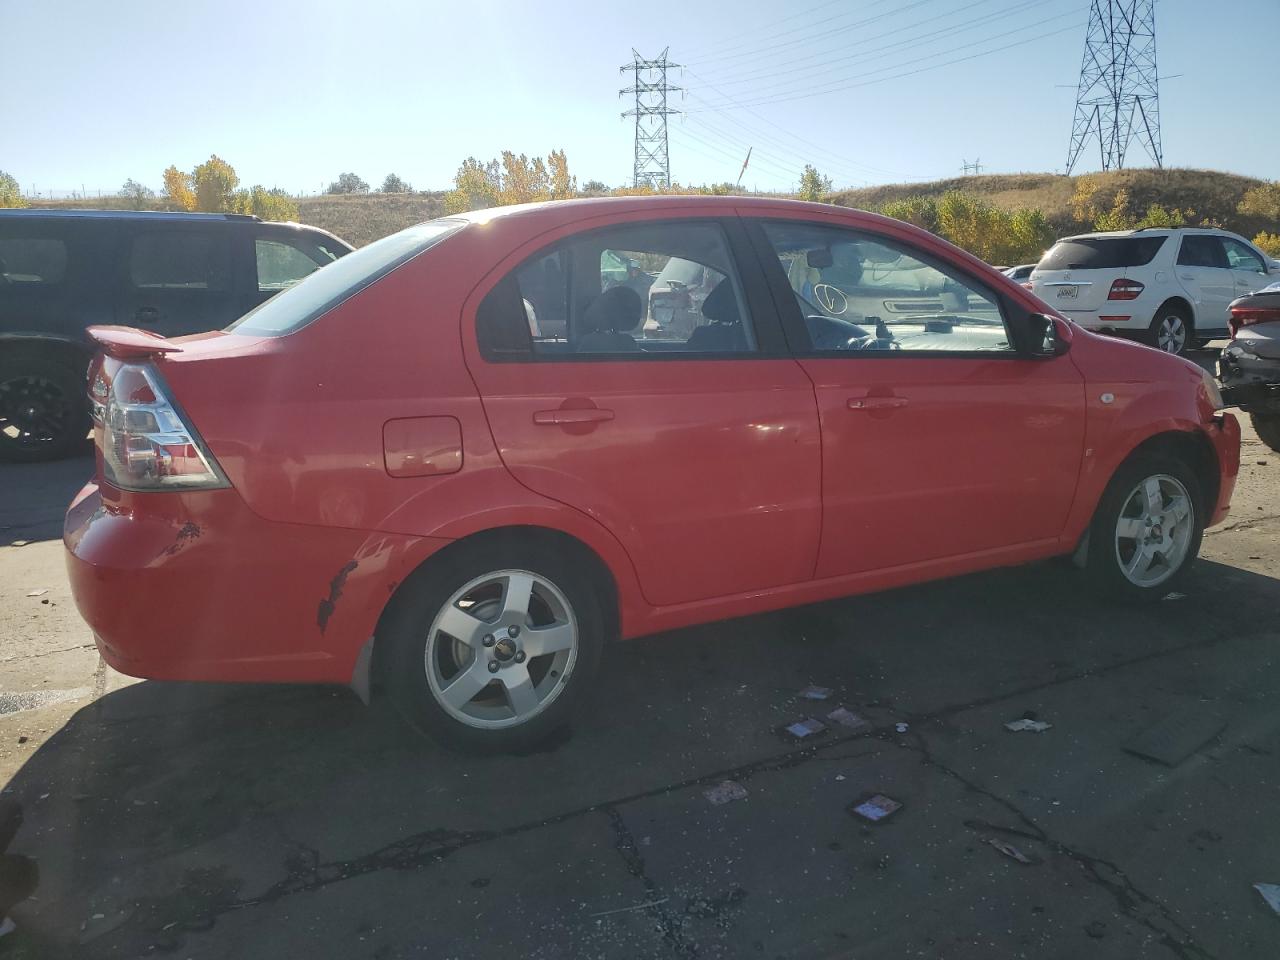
[[533, 408, 615, 425], [848, 397, 909, 411]]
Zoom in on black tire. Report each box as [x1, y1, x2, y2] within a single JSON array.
[[1251, 412, 1280, 454], [0, 355, 90, 463], [380, 539, 605, 753], [1146, 303, 1194, 356], [1084, 454, 1204, 598]]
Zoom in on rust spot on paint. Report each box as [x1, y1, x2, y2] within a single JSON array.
[[161, 521, 202, 557], [317, 560, 359, 634]]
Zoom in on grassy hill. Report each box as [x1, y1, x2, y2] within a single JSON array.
[[829, 168, 1272, 238], [295, 193, 445, 247]]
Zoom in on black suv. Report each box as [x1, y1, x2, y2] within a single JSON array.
[[0, 209, 352, 461]]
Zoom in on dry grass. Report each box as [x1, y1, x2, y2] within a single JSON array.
[[296, 193, 446, 247], [830, 168, 1271, 236]]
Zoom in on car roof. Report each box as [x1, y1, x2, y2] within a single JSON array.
[[449, 194, 875, 226], [1059, 226, 1236, 241], [0, 209, 261, 222]]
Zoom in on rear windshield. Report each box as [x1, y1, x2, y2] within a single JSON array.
[[1038, 236, 1166, 271], [229, 219, 466, 335]]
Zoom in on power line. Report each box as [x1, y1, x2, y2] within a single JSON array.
[[690, 10, 1081, 109], [685, 20, 1085, 112], [697, 0, 1052, 88], [620, 49, 681, 189], [684, 0, 846, 59], [1065, 0, 1162, 173]]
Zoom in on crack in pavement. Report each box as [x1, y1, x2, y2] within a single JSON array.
[[1204, 513, 1280, 536], [604, 806, 699, 958], [892, 732, 1216, 960], [91, 625, 1246, 953]]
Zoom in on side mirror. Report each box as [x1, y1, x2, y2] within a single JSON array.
[[1026, 313, 1071, 358]]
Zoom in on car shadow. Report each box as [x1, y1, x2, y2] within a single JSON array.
[[0, 450, 93, 545], [4, 555, 1279, 958]]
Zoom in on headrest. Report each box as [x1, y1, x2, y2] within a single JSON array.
[[584, 286, 643, 333], [701, 279, 740, 325]]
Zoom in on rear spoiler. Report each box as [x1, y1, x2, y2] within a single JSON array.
[[87, 325, 183, 360]]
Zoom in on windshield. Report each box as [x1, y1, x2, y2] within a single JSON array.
[[230, 219, 466, 335]]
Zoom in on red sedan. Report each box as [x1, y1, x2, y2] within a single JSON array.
[[64, 196, 1240, 751]]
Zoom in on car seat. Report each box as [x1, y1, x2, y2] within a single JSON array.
[[686, 279, 747, 352], [576, 286, 643, 352]]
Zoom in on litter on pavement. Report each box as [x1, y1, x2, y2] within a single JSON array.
[[784, 718, 827, 740], [849, 794, 903, 823], [986, 837, 1039, 864], [1163, 591, 1186, 601], [25, 589, 48, 598], [1123, 707, 1227, 767], [1005, 718, 1053, 733], [894, 722, 909, 734], [703, 780, 748, 806], [1254, 883, 1280, 915], [799, 685, 833, 701], [826, 707, 870, 730]]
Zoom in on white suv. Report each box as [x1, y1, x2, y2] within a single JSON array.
[[1029, 228, 1280, 355]]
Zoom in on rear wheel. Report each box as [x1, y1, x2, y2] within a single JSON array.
[[1251, 412, 1280, 454], [381, 542, 604, 752], [1147, 305, 1193, 356], [0, 356, 89, 463], [1085, 455, 1203, 597]]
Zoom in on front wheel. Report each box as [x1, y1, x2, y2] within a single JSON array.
[[1251, 412, 1280, 454], [1085, 455, 1203, 597], [381, 542, 604, 752]]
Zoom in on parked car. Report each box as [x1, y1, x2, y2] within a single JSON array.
[[64, 196, 1240, 752], [0, 209, 352, 462], [1028, 228, 1280, 356], [1219, 281, 1280, 452], [1003, 263, 1036, 283]]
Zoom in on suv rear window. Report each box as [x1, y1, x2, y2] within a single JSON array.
[[0, 237, 68, 284], [1038, 236, 1167, 270], [230, 219, 465, 335]]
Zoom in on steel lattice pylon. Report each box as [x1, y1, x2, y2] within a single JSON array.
[[620, 48, 681, 190], [1065, 0, 1162, 174]]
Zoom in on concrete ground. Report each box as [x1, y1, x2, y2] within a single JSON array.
[[1, 405, 1278, 959]]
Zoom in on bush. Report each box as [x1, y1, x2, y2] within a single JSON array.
[[1254, 232, 1280, 258], [0, 170, 24, 208]]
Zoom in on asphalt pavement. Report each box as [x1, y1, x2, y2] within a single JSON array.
[[0, 410, 1277, 959]]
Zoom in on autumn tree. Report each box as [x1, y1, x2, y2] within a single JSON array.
[[1238, 182, 1280, 222], [327, 172, 369, 194], [0, 170, 24, 208], [798, 164, 832, 202], [581, 179, 609, 195], [162, 165, 196, 211], [443, 157, 501, 213], [547, 149, 576, 200], [235, 185, 298, 222], [380, 173, 411, 194], [191, 155, 239, 212], [1253, 232, 1280, 257], [121, 178, 155, 209]]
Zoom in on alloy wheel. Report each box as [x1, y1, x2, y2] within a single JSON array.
[[1113, 474, 1194, 587], [1155, 315, 1187, 354], [424, 569, 579, 729], [0, 375, 74, 451]]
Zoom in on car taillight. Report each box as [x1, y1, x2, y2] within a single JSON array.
[[1229, 304, 1280, 337], [1108, 279, 1144, 300], [94, 362, 227, 491]]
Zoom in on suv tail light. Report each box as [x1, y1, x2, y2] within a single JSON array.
[[90, 362, 228, 491], [1229, 303, 1280, 337], [1107, 278, 1144, 300]]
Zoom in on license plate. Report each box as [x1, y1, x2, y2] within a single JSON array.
[[1055, 285, 1079, 300]]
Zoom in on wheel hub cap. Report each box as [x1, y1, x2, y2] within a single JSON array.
[[493, 637, 518, 662], [1114, 474, 1194, 587]]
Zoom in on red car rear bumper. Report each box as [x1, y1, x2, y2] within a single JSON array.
[[64, 481, 448, 685]]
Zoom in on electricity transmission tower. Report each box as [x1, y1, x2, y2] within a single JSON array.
[[961, 158, 983, 175], [1065, 0, 1162, 174], [620, 49, 681, 189]]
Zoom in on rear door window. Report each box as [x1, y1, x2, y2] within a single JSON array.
[[130, 232, 230, 290], [1038, 236, 1166, 270], [0, 237, 68, 285], [255, 238, 330, 292], [1177, 235, 1229, 269]]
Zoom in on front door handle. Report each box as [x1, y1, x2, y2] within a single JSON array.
[[134, 306, 160, 324], [848, 396, 909, 411], [533, 407, 615, 425]]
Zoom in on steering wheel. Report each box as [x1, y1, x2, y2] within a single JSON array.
[[811, 283, 848, 316]]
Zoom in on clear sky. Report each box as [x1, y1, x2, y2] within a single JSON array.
[[2, 0, 1276, 198]]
